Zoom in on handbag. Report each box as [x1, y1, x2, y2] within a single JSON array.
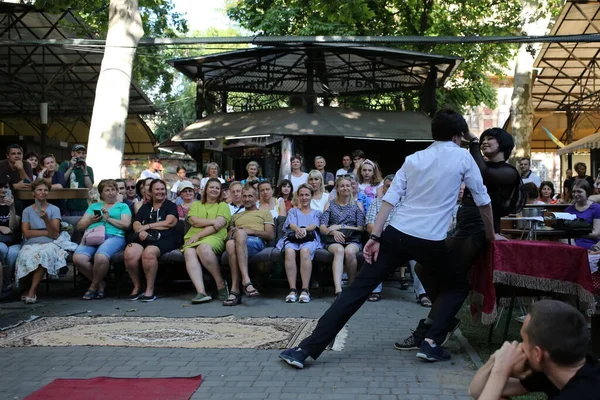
[[82, 224, 106, 246], [552, 218, 592, 233], [285, 227, 316, 244], [322, 228, 362, 245]]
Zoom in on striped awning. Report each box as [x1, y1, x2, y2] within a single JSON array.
[[556, 131, 600, 155]]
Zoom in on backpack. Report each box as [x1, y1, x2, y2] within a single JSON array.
[[499, 166, 526, 216]]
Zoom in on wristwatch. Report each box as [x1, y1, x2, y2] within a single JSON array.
[[369, 234, 381, 242]]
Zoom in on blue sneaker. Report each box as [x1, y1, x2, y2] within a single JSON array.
[[416, 341, 451, 362], [279, 347, 309, 369]]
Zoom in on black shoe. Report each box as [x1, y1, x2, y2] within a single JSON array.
[[442, 317, 461, 347], [416, 341, 451, 362], [400, 279, 409, 290], [279, 347, 309, 369], [139, 294, 157, 302], [126, 291, 143, 301], [394, 319, 430, 351]]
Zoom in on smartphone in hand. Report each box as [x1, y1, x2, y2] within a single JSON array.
[[93, 210, 102, 218]]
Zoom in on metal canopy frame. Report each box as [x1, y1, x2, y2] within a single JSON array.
[[533, 1, 600, 112], [169, 43, 462, 97], [0, 2, 156, 116]]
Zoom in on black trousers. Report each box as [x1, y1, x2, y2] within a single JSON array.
[[299, 226, 470, 360]]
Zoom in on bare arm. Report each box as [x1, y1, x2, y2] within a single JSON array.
[[77, 213, 100, 231], [188, 216, 217, 228], [22, 222, 48, 239], [478, 203, 497, 241], [106, 213, 131, 231], [278, 200, 287, 216], [242, 223, 274, 241]]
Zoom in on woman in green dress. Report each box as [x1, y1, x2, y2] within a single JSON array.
[[183, 178, 231, 304]]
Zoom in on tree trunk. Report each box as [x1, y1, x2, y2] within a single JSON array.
[[86, 0, 144, 182], [510, 0, 552, 162]]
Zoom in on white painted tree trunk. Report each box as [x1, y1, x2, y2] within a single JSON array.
[[279, 137, 293, 183], [86, 0, 144, 182], [510, 0, 552, 161]]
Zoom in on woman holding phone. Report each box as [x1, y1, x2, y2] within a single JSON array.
[[74, 179, 132, 300]]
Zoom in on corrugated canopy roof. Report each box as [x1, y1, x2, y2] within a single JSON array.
[[169, 43, 462, 96], [533, 1, 600, 112], [172, 107, 433, 142], [0, 3, 156, 116]]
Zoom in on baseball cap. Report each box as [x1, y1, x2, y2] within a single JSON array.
[[72, 144, 86, 151], [177, 181, 194, 194]]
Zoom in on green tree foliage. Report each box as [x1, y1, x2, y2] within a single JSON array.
[[35, 0, 188, 95], [227, 0, 526, 111]]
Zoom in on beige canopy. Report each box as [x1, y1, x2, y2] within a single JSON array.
[[172, 107, 433, 142], [556, 131, 600, 155]]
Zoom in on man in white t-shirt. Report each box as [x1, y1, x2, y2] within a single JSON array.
[[518, 157, 541, 187], [139, 155, 162, 180], [335, 154, 353, 178]]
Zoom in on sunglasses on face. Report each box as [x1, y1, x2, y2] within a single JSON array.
[[126, 185, 135, 189]]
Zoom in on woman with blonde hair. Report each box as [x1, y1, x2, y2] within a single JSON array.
[[307, 169, 329, 212], [241, 161, 263, 185], [320, 176, 365, 299]]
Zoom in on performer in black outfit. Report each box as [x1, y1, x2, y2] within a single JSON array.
[[396, 127, 520, 351]]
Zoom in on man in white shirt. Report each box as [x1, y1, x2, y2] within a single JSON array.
[[280, 108, 500, 369], [335, 154, 353, 178], [139, 155, 162, 180], [519, 157, 541, 187]]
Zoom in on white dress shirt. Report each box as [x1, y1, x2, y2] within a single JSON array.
[[383, 141, 491, 241], [521, 171, 541, 187]]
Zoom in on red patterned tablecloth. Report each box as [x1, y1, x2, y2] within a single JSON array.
[[470, 240, 595, 324]]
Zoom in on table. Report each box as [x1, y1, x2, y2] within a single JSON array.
[[501, 228, 585, 242], [14, 189, 89, 200], [470, 240, 595, 326]]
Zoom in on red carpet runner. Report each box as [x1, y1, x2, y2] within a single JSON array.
[[25, 375, 203, 400]]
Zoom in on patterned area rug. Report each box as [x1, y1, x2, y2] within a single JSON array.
[[0, 316, 320, 349]]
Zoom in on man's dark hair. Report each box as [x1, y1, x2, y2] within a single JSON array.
[[115, 178, 126, 185], [525, 300, 588, 366], [5, 144, 23, 155], [430, 109, 468, 141], [574, 162, 587, 171]]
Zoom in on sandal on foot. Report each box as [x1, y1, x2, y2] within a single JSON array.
[[418, 295, 432, 307], [217, 281, 229, 301], [243, 282, 260, 298], [299, 289, 310, 303], [24, 295, 37, 304], [95, 290, 105, 300], [82, 289, 97, 300], [191, 292, 212, 304], [223, 291, 242, 306], [400, 279, 409, 290], [368, 292, 382, 302], [334, 291, 342, 301], [286, 289, 297, 303]]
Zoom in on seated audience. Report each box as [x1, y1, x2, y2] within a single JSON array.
[[228, 181, 244, 217], [182, 178, 230, 304], [314, 156, 335, 187], [257, 181, 285, 219], [241, 161, 263, 186], [538, 181, 556, 205], [124, 179, 180, 302], [176, 181, 196, 221], [221, 182, 231, 203], [74, 179, 131, 300], [200, 162, 226, 192], [308, 169, 329, 212], [24, 151, 40, 179], [560, 180, 573, 204], [139, 155, 162, 180], [125, 179, 137, 205], [351, 149, 365, 175], [190, 176, 202, 201], [15, 180, 63, 304], [573, 162, 595, 188], [276, 184, 322, 303], [0, 144, 33, 190], [565, 180, 600, 250], [468, 300, 599, 399], [320, 176, 365, 299], [0, 175, 19, 297], [284, 156, 309, 189], [358, 159, 383, 200], [223, 185, 274, 306], [277, 179, 294, 214], [115, 179, 126, 202]]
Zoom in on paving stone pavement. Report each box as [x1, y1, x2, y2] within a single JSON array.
[[0, 282, 477, 399]]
